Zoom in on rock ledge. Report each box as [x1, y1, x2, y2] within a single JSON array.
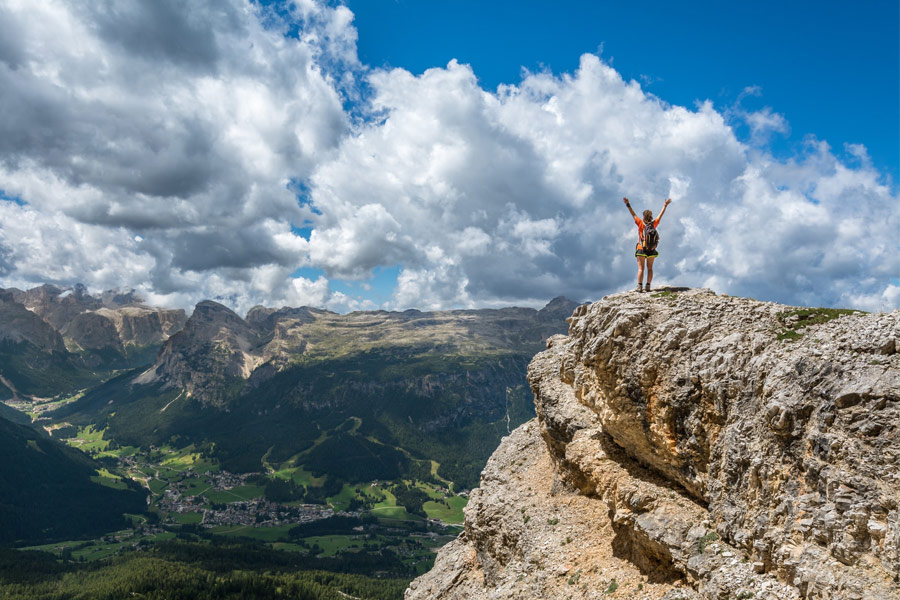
[[407, 289, 900, 600]]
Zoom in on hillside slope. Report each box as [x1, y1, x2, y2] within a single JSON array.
[[0, 289, 91, 398], [53, 297, 578, 487], [408, 288, 899, 600], [0, 414, 147, 545]]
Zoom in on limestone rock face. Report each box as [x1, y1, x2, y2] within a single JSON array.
[[408, 289, 900, 600], [0, 290, 67, 352], [6, 284, 186, 354], [96, 306, 187, 349], [136, 300, 262, 405], [20, 283, 102, 331]]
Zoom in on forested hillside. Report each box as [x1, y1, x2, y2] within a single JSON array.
[[0, 415, 147, 545]]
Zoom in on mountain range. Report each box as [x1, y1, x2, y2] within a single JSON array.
[[0, 284, 577, 548], [0, 284, 185, 400], [52, 294, 578, 487]]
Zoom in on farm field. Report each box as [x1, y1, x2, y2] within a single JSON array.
[[26, 426, 469, 581]]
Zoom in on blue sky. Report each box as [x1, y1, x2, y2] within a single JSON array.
[[348, 0, 898, 184], [0, 0, 897, 313]]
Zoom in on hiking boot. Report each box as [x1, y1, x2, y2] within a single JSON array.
[[645, 283, 651, 292], [636, 283, 643, 293]]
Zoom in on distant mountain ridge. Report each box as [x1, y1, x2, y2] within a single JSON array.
[[0, 284, 186, 399], [9, 283, 186, 361], [136, 297, 579, 407], [53, 295, 580, 487]]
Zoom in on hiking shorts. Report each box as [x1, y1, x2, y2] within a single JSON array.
[[635, 247, 659, 258]]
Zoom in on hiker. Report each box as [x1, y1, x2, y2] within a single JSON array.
[[623, 197, 672, 292]]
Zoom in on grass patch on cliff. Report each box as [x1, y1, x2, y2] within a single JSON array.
[[776, 307, 863, 341], [697, 530, 719, 553]]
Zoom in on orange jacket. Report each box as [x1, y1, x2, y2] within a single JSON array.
[[634, 216, 660, 250]]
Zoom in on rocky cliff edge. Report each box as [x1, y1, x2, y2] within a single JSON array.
[[407, 288, 899, 600]]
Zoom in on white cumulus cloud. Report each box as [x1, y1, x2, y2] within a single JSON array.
[[0, 1, 896, 314], [0, 0, 356, 313], [306, 53, 897, 311]]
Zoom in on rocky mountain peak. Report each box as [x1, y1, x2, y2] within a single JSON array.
[[135, 300, 262, 404], [0, 290, 67, 353], [537, 295, 580, 321], [245, 305, 325, 332], [409, 288, 900, 600], [0, 284, 187, 357], [190, 300, 247, 327], [182, 301, 260, 353]]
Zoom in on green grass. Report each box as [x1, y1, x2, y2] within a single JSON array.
[[373, 487, 397, 510], [97, 444, 140, 458], [148, 478, 169, 494], [203, 484, 266, 504], [208, 524, 294, 542], [414, 481, 444, 500], [156, 466, 182, 480], [698, 530, 719, 553], [359, 483, 387, 502], [271, 464, 327, 487], [369, 506, 415, 520], [317, 480, 456, 521], [190, 458, 220, 474], [153, 444, 219, 473], [776, 329, 803, 342], [171, 511, 204, 525], [91, 468, 130, 490], [71, 543, 122, 562], [327, 484, 361, 511], [776, 307, 862, 341], [423, 496, 467, 523], [161, 447, 203, 469], [31, 531, 179, 562], [180, 477, 212, 497], [270, 541, 311, 553], [304, 535, 359, 557], [63, 424, 111, 453], [125, 513, 148, 525]]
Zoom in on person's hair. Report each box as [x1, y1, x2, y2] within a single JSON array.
[[642, 209, 653, 223]]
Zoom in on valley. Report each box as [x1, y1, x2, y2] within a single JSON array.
[[0, 284, 576, 599], [24, 437, 461, 560]]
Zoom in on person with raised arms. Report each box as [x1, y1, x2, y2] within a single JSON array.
[[623, 197, 672, 292]]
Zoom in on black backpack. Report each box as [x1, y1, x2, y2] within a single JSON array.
[[643, 222, 659, 251]]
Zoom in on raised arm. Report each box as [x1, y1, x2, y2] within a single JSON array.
[[623, 197, 638, 219], [656, 198, 672, 222]]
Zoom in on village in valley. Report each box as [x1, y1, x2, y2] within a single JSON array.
[[19, 419, 466, 573]]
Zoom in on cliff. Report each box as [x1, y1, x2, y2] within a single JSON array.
[[133, 300, 265, 405], [407, 288, 899, 600], [2, 283, 186, 359]]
